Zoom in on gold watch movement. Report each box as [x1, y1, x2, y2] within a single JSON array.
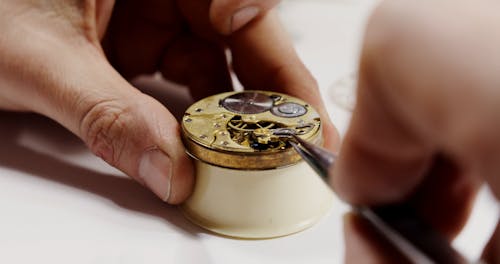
[[181, 90, 322, 169]]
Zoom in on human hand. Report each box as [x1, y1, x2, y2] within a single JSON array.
[[0, 0, 338, 204], [331, 0, 500, 262]]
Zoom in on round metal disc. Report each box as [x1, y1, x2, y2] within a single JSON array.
[[271, 102, 307, 118], [221, 92, 274, 114]]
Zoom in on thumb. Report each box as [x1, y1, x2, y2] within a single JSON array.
[[77, 82, 195, 204], [29, 45, 194, 204], [332, 12, 482, 238]]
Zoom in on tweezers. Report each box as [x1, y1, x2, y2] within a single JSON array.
[[272, 128, 472, 264]]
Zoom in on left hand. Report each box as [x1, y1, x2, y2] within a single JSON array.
[[0, 0, 339, 203]]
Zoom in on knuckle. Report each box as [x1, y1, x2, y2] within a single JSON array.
[[79, 100, 130, 166]]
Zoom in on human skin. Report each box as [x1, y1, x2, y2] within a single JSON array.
[[0, 0, 339, 204], [332, 0, 500, 262]]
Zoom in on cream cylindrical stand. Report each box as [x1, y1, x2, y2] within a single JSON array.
[[182, 161, 333, 239]]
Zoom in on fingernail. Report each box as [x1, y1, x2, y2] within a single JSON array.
[[230, 6, 260, 33], [139, 149, 172, 202]]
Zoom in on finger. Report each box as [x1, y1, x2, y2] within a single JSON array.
[[209, 0, 280, 35], [331, 63, 434, 205], [2, 36, 194, 204], [102, 0, 182, 78], [343, 212, 411, 264], [77, 81, 195, 204], [95, 0, 115, 40], [409, 156, 480, 238], [173, 1, 337, 149], [332, 0, 482, 238], [332, 70, 479, 237], [159, 35, 233, 101], [70, 59, 195, 204], [330, 0, 435, 201], [104, 0, 233, 99], [228, 11, 340, 150]]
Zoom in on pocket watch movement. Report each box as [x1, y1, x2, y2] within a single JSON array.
[[181, 90, 323, 169]]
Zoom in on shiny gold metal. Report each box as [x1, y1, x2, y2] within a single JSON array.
[[181, 90, 322, 169]]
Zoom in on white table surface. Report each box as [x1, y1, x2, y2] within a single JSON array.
[[1, 1, 498, 263]]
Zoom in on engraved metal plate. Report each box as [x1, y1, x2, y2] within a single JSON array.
[[182, 90, 322, 169]]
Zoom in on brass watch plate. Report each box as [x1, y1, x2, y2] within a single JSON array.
[[181, 91, 322, 169]]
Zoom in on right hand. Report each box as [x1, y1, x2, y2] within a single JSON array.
[[332, 0, 500, 262]]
